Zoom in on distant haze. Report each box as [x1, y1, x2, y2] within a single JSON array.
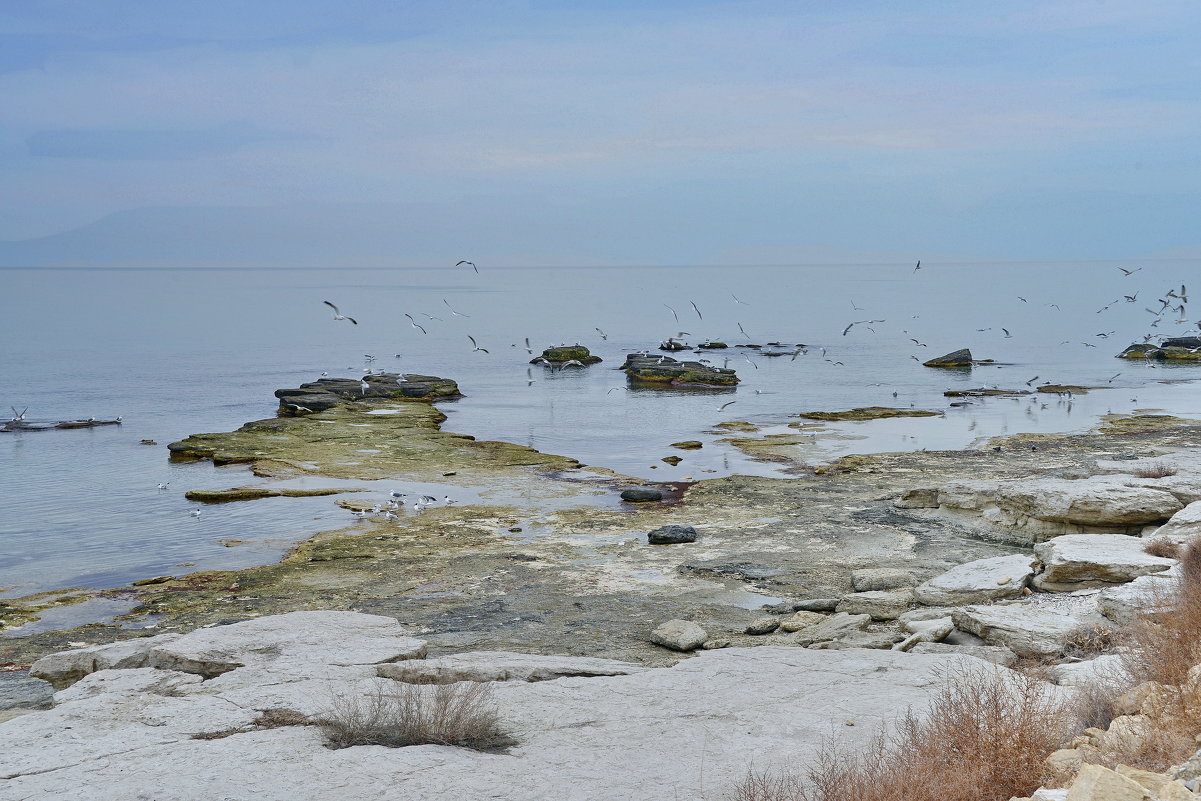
[[3, 1, 1201, 268]]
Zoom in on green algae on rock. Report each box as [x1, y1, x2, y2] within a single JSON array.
[[533, 345, 602, 365], [184, 487, 368, 503], [670, 441, 703, 450], [1117, 337, 1201, 361], [622, 354, 739, 388], [797, 407, 943, 422], [1036, 385, 1104, 395], [276, 374, 461, 415], [944, 388, 1031, 397]]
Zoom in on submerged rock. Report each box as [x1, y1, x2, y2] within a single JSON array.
[[620, 488, 663, 503], [797, 407, 942, 422], [622, 354, 739, 388], [923, 348, 974, 367]]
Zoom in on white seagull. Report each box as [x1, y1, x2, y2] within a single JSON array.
[[323, 301, 357, 325], [456, 260, 479, 274], [468, 335, 489, 354]]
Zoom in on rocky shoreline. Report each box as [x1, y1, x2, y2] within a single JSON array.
[[5, 378, 1201, 798]]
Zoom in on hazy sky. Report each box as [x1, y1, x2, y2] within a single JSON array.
[[3, 0, 1201, 267]]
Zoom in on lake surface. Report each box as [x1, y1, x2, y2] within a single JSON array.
[[1, 261, 1199, 603]]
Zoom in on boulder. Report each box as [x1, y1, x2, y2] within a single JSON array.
[[149, 611, 427, 679], [812, 632, 904, 650], [1151, 500, 1201, 543], [621, 354, 739, 388], [1118, 337, 1201, 362], [923, 348, 973, 368], [835, 590, 913, 621], [1098, 568, 1178, 625], [1032, 534, 1175, 592], [778, 611, 828, 632], [620, 488, 663, 503], [951, 605, 1101, 659], [851, 568, 918, 592], [913, 554, 1038, 606], [274, 374, 461, 414], [794, 598, 840, 612], [744, 617, 781, 635], [375, 652, 645, 684], [647, 524, 698, 545], [1065, 763, 1148, 801], [892, 619, 954, 652], [792, 612, 871, 647], [649, 620, 708, 651]]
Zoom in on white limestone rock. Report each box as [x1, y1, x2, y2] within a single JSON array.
[[376, 652, 647, 684], [951, 604, 1102, 658], [649, 619, 708, 652], [1051, 655, 1127, 687], [835, 589, 914, 621], [913, 554, 1038, 606], [1151, 500, 1201, 544], [851, 568, 918, 592], [792, 612, 871, 647], [1032, 534, 1175, 592], [150, 611, 428, 678], [1098, 566, 1179, 625], [30, 632, 184, 690], [937, 476, 1184, 541], [2, 643, 1011, 801], [907, 642, 1018, 666]]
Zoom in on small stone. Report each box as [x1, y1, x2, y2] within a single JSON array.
[[744, 617, 781, 635], [701, 639, 731, 650], [670, 441, 703, 450], [508, 527, 523, 533], [620, 488, 663, 502], [647, 524, 698, 545], [661, 456, 683, 466], [131, 576, 174, 586], [794, 598, 840, 612], [649, 619, 708, 651]]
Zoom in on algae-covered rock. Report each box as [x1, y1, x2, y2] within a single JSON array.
[[622, 354, 738, 388], [276, 374, 461, 414], [1119, 337, 1201, 361], [697, 341, 728, 349], [923, 348, 973, 368], [1117, 343, 1164, 360], [1036, 385, 1102, 395], [661, 455, 683, 466], [797, 407, 942, 422], [184, 487, 365, 503], [534, 345, 602, 365], [670, 441, 703, 450]]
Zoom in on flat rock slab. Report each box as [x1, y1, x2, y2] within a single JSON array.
[[1032, 534, 1175, 592], [951, 604, 1100, 659], [1152, 500, 1201, 543], [913, 554, 1037, 606], [31, 632, 184, 690], [376, 652, 646, 684], [836, 590, 913, 621], [150, 611, 428, 678], [907, 642, 1018, 667], [793, 612, 870, 646], [0, 644, 1004, 801], [938, 477, 1184, 539], [1098, 567, 1179, 625], [851, 568, 918, 592]]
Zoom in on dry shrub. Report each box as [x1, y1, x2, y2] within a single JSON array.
[[1132, 463, 1178, 478], [1143, 538, 1182, 559], [1062, 625, 1119, 660], [190, 707, 311, 740], [318, 681, 514, 751], [732, 666, 1072, 801]]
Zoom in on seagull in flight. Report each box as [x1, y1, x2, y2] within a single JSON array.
[[595, 327, 608, 340], [404, 314, 428, 334], [731, 293, 749, 305], [664, 304, 680, 324], [913, 260, 922, 272], [457, 260, 478, 274], [1119, 266, 1142, 276], [443, 299, 470, 317], [689, 300, 703, 320], [718, 400, 737, 411], [468, 335, 489, 354], [323, 301, 357, 325], [737, 322, 750, 339]]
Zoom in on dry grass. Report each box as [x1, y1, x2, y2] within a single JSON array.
[[190, 707, 312, 740], [1062, 625, 1119, 660], [318, 681, 514, 752], [732, 666, 1071, 801], [1143, 538, 1183, 559], [1131, 463, 1179, 478]]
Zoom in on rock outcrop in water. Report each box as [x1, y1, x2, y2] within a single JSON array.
[[274, 374, 461, 414], [531, 345, 601, 366], [622, 354, 738, 387], [923, 348, 973, 367], [1117, 337, 1201, 361]]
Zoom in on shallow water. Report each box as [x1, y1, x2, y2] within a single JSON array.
[[1, 261, 1198, 598]]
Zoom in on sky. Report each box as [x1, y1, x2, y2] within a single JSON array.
[[2, 0, 1201, 267]]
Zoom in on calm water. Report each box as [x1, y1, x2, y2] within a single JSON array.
[[1, 261, 1199, 604]]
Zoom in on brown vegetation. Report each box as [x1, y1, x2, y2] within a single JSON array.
[[1132, 463, 1179, 478], [733, 667, 1070, 801], [1143, 538, 1183, 559], [318, 681, 514, 751]]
